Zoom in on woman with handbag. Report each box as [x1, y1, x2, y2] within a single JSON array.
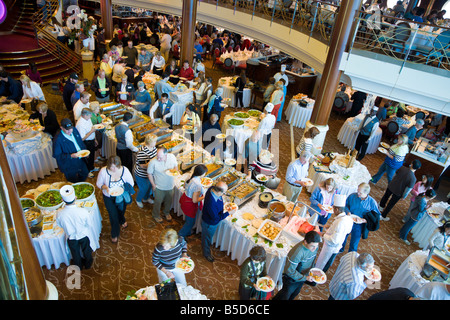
[[179, 164, 208, 240], [239, 246, 273, 300], [96, 156, 134, 243]]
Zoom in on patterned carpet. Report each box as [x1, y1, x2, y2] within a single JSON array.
[[15, 59, 449, 301]]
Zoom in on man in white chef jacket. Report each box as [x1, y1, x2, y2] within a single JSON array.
[[274, 64, 289, 88], [56, 185, 93, 270], [314, 194, 354, 272]]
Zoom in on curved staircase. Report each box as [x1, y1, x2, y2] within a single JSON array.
[[0, 0, 81, 85]]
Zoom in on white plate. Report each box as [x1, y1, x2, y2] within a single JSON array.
[[380, 142, 390, 149], [256, 174, 269, 183], [76, 150, 90, 158], [366, 267, 382, 282], [109, 186, 124, 197], [224, 158, 236, 166], [216, 133, 226, 139], [350, 214, 367, 224], [165, 169, 181, 176], [224, 202, 238, 213], [256, 277, 275, 292], [378, 147, 388, 154], [175, 257, 195, 273], [301, 178, 314, 186], [309, 268, 327, 284], [321, 205, 334, 213], [200, 177, 213, 188], [94, 124, 105, 130]]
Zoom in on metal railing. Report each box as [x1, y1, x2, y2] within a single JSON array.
[[199, 0, 450, 71], [31, 0, 82, 75]]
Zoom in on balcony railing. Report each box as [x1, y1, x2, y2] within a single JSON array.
[[199, 0, 450, 71]]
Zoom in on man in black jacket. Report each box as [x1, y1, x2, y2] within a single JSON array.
[[63, 73, 79, 112]]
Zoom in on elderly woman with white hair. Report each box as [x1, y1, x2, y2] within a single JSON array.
[[206, 87, 227, 120], [133, 81, 152, 116], [282, 151, 312, 202], [328, 252, 375, 300], [339, 183, 381, 253]]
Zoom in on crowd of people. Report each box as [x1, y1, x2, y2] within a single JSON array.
[[1, 7, 449, 301]]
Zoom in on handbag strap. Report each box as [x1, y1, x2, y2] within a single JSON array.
[[249, 259, 258, 284]]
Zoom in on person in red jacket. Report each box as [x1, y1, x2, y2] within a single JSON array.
[[178, 60, 194, 83]]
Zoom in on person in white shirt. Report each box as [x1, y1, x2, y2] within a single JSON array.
[[149, 93, 174, 125], [274, 64, 289, 88], [283, 151, 312, 202], [19, 75, 45, 102], [257, 103, 277, 150], [150, 51, 166, 76], [315, 194, 354, 272], [147, 147, 178, 223], [76, 108, 98, 177], [73, 92, 91, 122], [56, 185, 93, 270]]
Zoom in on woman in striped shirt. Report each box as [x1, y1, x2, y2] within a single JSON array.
[[246, 150, 278, 184], [134, 134, 157, 208], [371, 134, 409, 184], [152, 228, 189, 285], [295, 126, 320, 157]]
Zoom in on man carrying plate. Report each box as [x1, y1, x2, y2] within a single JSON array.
[[282, 151, 312, 202]]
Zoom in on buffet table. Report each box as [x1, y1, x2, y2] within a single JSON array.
[[284, 98, 315, 129], [24, 182, 102, 269], [337, 116, 383, 154], [306, 153, 372, 196], [5, 132, 58, 184], [127, 282, 208, 300], [411, 201, 449, 249], [389, 250, 430, 294], [218, 77, 252, 108]]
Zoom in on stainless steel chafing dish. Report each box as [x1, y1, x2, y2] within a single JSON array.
[[100, 102, 122, 111], [421, 246, 450, 281], [227, 181, 259, 207], [212, 170, 241, 189], [204, 162, 223, 178]]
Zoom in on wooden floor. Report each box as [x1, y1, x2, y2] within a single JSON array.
[[16, 58, 450, 301]]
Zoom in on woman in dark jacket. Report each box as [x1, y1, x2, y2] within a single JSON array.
[[29, 102, 59, 137], [234, 71, 247, 109]]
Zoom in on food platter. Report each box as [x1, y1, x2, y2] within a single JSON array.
[[165, 168, 181, 176], [102, 118, 113, 125], [20, 198, 35, 209], [205, 163, 223, 177], [178, 150, 204, 165], [76, 149, 90, 158], [241, 212, 255, 221], [227, 118, 244, 129], [301, 178, 313, 186], [73, 182, 95, 201], [257, 219, 282, 242], [224, 202, 238, 213], [175, 257, 195, 273], [109, 186, 124, 197], [200, 177, 213, 188], [35, 189, 64, 210], [228, 181, 258, 203], [213, 170, 240, 189], [224, 158, 236, 166], [93, 124, 105, 130], [366, 267, 382, 282], [309, 268, 327, 284], [350, 214, 367, 224], [380, 142, 390, 149], [378, 147, 388, 154], [234, 112, 250, 119], [256, 277, 275, 292], [248, 109, 261, 118], [256, 174, 268, 183]]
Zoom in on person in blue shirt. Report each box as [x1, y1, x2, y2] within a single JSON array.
[[309, 178, 338, 230], [53, 118, 89, 183], [194, 39, 203, 60], [153, 72, 180, 100], [404, 119, 424, 146], [339, 183, 380, 252], [133, 81, 152, 116], [201, 182, 231, 262]]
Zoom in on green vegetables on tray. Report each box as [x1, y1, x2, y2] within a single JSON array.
[[234, 112, 250, 119], [20, 199, 35, 209], [228, 119, 244, 126], [36, 190, 62, 207], [248, 110, 261, 117]]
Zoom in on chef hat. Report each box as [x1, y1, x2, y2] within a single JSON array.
[[60, 185, 76, 203], [280, 64, 286, 72], [334, 194, 347, 208], [265, 103, 274, 112]]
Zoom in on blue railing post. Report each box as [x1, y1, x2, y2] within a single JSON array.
[[308, 2, 318, 42], [234, 0, 237, 14], [400, 27, 418, 73], [271, 0, 277, 26], [252, 0, 257, 20], [290, 0, 298, 33]]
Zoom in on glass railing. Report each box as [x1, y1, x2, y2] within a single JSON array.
[[199, 0, 450, 71]]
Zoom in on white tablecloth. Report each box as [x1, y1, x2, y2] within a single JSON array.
[[219, 50, 254, 67], [284, 99, 314, 129], [218, 77, 252, 108], [306, 154, 372, 196], [411, 202, 448, 248], [5, 133, 58, 184], [389, 250, 430, 294], [169, 90, 194, 126], [32, 198, 103, 269], [337, 117, 383, 154]]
